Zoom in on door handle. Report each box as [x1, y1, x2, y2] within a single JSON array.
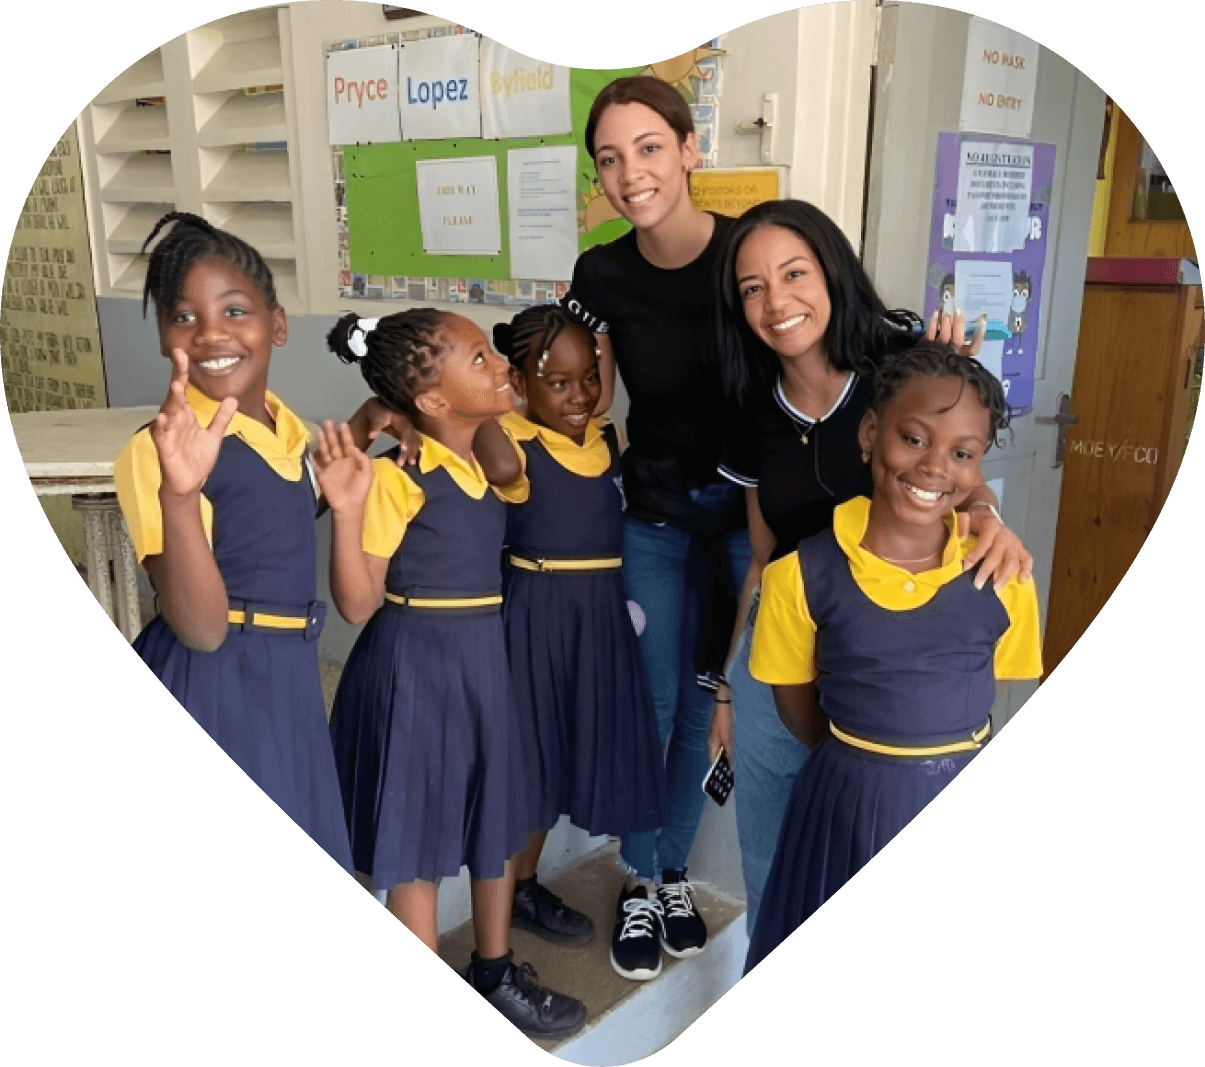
[[1034, 392, 1079, 467]]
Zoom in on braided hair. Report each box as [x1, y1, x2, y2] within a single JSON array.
[[870, 340, 1011, 450], [141, 211, 277, 318], [327, 309, 449, 417], [492, 303, 588, 376]]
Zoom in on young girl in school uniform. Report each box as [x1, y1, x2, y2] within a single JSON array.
[[492, 305, 669, 977], [113, 212, 352, 872], [314, 309, 586, 1041], [743, 342, 1043, 972]]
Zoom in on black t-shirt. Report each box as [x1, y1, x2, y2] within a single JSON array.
[[720, 373, 875, 562], [563, 213, 737, 523]]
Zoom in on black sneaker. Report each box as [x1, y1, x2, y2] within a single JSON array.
[[657, 869, 707, 958], [512, 877, 595, 947], [469, 954, 587, 1040], [609, 884, 664, 981]]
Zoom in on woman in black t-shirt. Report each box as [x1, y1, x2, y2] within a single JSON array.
[[707, 198, 1034, 935], [561, 76, 749, 981]]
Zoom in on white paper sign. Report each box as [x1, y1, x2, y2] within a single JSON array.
[[953, 259, 1013, 326], [959, 16, 1040, 138], [399, 34, 481, 141], [480, 40, 571, 139], [953, 141, 1033, 252], [507, 146, 578, 280], [416, 156, 500, 255], [326, 45, 401, 146]]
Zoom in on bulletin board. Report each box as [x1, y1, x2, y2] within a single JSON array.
[[329, 23, 726, 306]]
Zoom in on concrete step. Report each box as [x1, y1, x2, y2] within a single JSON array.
[[438, 841, 748, 1064]]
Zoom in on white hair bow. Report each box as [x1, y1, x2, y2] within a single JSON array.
[[347, 317, 380, 358]]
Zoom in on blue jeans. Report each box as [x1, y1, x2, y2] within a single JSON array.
[[619, 517, 750, 880], [727, 588, 809, 934]]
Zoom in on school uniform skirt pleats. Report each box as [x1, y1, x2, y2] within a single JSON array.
[[136, 618, 354, 872], [330, 606, 534, 889], [503, 570, 667, 838], [744, 737, 976, 974]]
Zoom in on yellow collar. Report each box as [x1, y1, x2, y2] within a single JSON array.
[[500, 411, 611, 478], [832, 496, 969, 611], [186, 385, 309, 481], [416, 433, 490, 499]]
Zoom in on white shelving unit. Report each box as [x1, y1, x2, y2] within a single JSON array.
[[80, 5, 306, 312]]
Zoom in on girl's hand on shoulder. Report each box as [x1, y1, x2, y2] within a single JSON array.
[[151, 347, 235, 499], [926, 309, 987, 358], [312, 420, 373, 514], [347, 397, 421, 467], [959, 508, 1034, 591]]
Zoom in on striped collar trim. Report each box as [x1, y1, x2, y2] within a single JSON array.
[[773, 371, 858, 428]]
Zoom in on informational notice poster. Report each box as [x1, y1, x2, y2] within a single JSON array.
[[959, 16, 1040, 138], [415, 156, 501, 255], [399, 33, 482, 141], [925, 132, 1055, 415], [953, 140, 1034, 252], [1, 123, 106, 414], [507, 146, 578, 281], [480, 40, 571, 140], [326, 44, 402, 145]]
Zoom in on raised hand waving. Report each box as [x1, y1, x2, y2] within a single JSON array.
[[150, 347, 238, 498]]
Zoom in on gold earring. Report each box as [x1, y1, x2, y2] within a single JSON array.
[[861, 450, 870, 463]]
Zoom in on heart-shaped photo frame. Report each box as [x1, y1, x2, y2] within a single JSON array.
[[4, 1, 1202, 1063]]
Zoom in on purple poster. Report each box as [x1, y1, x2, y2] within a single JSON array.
[[924, 133, 1056, 415]]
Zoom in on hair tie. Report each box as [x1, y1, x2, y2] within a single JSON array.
[[348, 317, 380, 359]]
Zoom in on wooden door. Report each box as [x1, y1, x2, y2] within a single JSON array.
[[1042, 283, 1202, 676]]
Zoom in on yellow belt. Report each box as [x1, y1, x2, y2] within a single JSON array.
[[829, 719, 991, 758], [227, 609, 307, 631], [383, 591, 503, 610], [507, 553, 623, 573]]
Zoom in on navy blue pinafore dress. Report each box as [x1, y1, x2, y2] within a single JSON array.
[[134, 436, 353, 872], [744, 528, 1011, 973], [330, 462, 534, 890], [503, 423, 667, 837]]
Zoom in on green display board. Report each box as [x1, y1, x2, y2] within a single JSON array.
[[344, 65, 641, 280]]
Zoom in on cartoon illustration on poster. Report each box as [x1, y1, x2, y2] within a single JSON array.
[[925, 132, 1055, 415]]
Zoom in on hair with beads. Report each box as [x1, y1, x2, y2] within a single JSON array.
[[141, 211, 277, 318], [870, 340, 1011, 450], [715, 198, 920, 406], [493, 304, 591, 377], [327, 309, 449, 417], [584, 76, 695, 160]]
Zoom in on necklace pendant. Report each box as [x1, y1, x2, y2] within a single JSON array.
[[801, 432, 809, 445]]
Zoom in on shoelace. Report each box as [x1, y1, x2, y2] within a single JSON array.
[[658, 879, 697, 920], [618, 895, 664, 941], [513, 962, 555, 1012]]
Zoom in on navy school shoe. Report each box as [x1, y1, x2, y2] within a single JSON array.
[[467, 950, 588, 1040], [610, 884, 664, 981], [512, 876, 595, 947], [657, 868, 708, 958]]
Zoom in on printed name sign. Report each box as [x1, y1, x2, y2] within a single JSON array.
[[327, 45, 401, 146], [399, 33, 482, 140], [480, 40, 571, 139]]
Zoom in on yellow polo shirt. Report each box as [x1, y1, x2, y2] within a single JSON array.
[[362, 433, 529, 560], [749, 496, 1043, 686], [114, 386, 311, 562]]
